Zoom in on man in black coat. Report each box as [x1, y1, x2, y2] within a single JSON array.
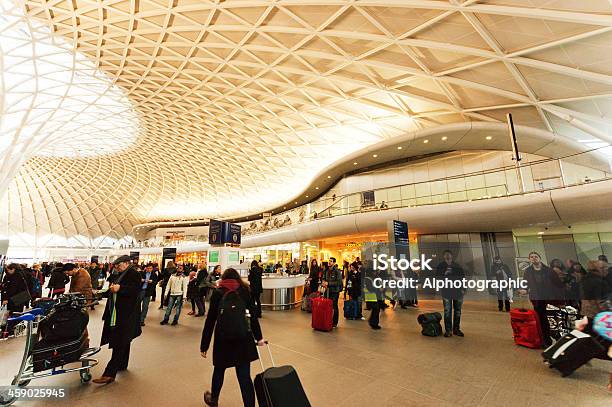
[[93, 256, 142, 384], [435, 250, 466, 338]]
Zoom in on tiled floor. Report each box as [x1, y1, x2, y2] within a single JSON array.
[[1, 296, 610, 407]]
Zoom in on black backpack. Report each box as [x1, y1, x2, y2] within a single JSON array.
[[38, 305, 88, 342], [217, 289, 250, 340], [417, 312, 443, 337]]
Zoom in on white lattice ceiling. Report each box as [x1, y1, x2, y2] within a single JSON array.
[[1, 0, 611, 242]]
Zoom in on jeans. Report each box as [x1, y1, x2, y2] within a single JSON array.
[[103, 342, 131, 378], [329, 292, 340, 326], [211, 362, 255, 407], [163, 295, 183, 322], [442, 297, 463, 332], [140, 291, 151, 323], [368, 300, 380, 327]]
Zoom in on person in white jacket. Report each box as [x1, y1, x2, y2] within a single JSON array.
[[160, 264, 189, 326]]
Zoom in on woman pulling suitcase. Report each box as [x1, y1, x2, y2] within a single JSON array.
[[200, 268, 265, 407]]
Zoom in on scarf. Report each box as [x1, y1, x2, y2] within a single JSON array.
[[219, 279, 240, 292]]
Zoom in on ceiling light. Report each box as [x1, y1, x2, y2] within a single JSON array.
[[423, 139, 429, 144], [305, 195, 309, 198], [353, 162, 358, 165], [486, 136, 492, 140], [327, 175, 331, 179], [315, 187, 319, 190], [372, 154, 378, 158], [397, 146, 402, 150], [441, 136, 447, 141]]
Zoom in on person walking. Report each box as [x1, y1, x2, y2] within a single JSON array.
[[93, 256, 142, 384], [490, 256, 512, 312], [248, 260, 263, 318], [158, 261, 175, 309], [195, 264, 208, 317], [346, 262, 364, 320], [188, 271, 205, 317], [47, 264, 69, 298], [322, 257, 343, 328], [1, 263, 32, 314], [363, 260, 382, 329], [436, 250, 466, 338], [139, 263, 158, 326], [200, 268, 265, 407], [521, 251, 564, 347], [308, 259, 320, 294], [160, 265, 188, 326], [65, 263, 94, 303]]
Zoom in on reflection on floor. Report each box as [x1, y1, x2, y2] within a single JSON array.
[[1, 297, 610, 407]]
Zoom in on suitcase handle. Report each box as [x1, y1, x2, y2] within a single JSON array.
[[255, 340, 275, 372]]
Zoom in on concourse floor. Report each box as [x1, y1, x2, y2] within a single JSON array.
[[1, 296, 610, 407]]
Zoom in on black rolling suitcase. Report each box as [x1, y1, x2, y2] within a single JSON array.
[[32, 332, 88, 372], [255, 342, 311, 407], [542, 330, 606, 377]]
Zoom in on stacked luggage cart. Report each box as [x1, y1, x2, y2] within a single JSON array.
[[0, 293, 100, 407]]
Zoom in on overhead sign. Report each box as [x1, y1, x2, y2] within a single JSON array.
[[209, 219, 241, 246], [161, 247, 177, 274], [392, 220, 409, 246], [209, 219, 224, 245], [225, 223, 241, 245]]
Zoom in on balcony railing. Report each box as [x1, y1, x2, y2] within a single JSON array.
[[242, 147, 611, 236]]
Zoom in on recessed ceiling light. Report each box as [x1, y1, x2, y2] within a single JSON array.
[[353, 162, 358, 165], [397, 146, 402, 150], [537, 231, 544, 235], [283, 206, 286, 209], [305, 195, 309, 198], [295, 201, 298, 204], [423, 139, 429, 144], [441, 136, 447, 141], [315, 187, 319, 190], [372, 154, 378, 158], [486, 136, 492, 140], [327, 175, 331, 179]]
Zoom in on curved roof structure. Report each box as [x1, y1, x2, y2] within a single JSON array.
[[1, 0, 611, 243]]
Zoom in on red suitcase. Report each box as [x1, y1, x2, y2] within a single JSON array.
[[510, 308, 543, 349], [311, 295, 333, 332]]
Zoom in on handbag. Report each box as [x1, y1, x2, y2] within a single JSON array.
[[12, 272, 32, 306]]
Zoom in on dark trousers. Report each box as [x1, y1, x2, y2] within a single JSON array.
[[253, 291, 262, 317], [211, 362, 255, 407], [498, 300, 511, 311], [103, 342, 131, 378], [159, 284, 168, 307], [368, 300, 380, 327], [193, 296, 205, 315], [531, 300, 552, 346], [330, 292, 340, 326], [442, 297, 463, 332]]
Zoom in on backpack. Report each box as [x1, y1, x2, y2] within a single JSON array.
[[39, 305, 89, 342], [217, 289, 250, 340], [417, 312, 443, 337]]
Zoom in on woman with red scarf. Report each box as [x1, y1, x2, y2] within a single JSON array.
[[200, 268, 265, 407]]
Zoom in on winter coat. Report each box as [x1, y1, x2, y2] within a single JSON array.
[[69, 268, 94, 301], [200, 285, 263, 368], [100, 265, 142, 349], [248, 265, 263, 294]]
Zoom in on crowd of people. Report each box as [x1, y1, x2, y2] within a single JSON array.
[[1, 250, 611, 400]]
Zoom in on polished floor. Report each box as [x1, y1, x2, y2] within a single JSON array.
[[1, 294, 610, 407]]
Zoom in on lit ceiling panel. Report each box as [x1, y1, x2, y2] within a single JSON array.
[[0, 0, 611, 240]]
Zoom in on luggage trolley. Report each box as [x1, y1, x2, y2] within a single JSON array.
[[0, 307, 101, 406]]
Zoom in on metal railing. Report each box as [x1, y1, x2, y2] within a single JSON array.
[[242, 147, 611, 236]]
